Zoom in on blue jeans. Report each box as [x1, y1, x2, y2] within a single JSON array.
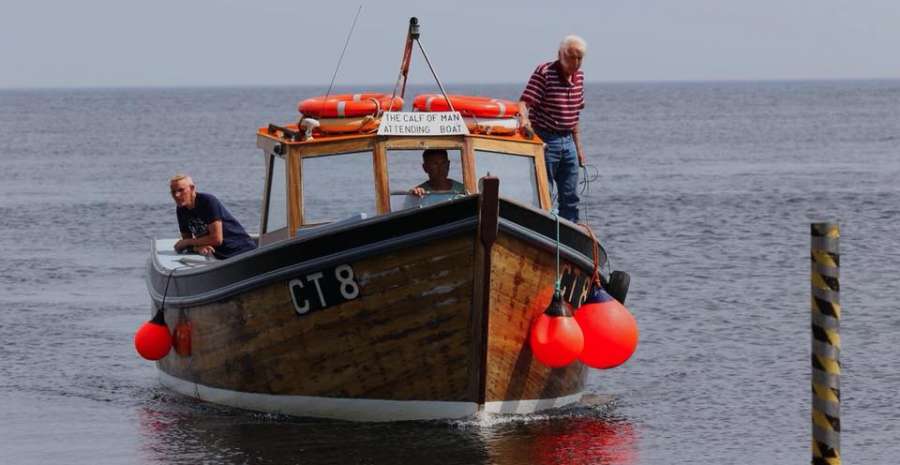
[[535, 127, 579, 222]]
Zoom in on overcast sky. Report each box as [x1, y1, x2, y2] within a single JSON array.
[[1, 0, 898, 88]]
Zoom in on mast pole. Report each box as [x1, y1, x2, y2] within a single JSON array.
[[392, 17, 419, 102]]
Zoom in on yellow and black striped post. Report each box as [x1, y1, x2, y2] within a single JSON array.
[[811, 223, 840, 465]]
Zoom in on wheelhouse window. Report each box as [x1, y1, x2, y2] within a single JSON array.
[[474, 150, 540, 207], [301, 152, 376, 223], [387, 149, 465, 211], [265, 153, 287, 233]]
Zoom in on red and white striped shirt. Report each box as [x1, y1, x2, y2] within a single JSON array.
[[520, 60, 585, 132]]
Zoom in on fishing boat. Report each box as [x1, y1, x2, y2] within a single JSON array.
[[141, 18, 632, 421]]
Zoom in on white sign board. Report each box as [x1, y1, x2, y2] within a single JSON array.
[[377, 111, 470, 136]]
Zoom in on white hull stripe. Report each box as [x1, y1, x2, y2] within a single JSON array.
[[483, 391, 583, 414], [159, 371, 582, 422]]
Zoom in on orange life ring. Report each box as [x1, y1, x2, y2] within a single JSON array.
[[315, 116, 381, 134], [298, 93, 404, 118], [413, 94, 520, 118], [463, 117, 519, 136]]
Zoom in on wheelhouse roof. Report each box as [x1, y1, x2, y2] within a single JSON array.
[[257, 123, 543, 158]]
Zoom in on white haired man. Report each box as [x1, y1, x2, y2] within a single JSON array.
[[169, 174, 256, 259], [519, 35, 587, 223]]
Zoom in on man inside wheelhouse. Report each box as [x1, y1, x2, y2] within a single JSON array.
[[402, 149, 467, 209]]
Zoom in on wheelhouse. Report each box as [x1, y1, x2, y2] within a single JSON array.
[[255, 128, 550, 247]]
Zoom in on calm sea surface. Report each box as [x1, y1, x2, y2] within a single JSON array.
[[1, 80, 898, 464]]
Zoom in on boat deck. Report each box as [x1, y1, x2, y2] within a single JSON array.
[[152, 239, 217, 271]]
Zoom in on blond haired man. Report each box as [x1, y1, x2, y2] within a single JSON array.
[[170, 174, 255, 259]]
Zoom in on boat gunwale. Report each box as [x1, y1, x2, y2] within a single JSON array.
[[146, 196, 606, 307], [147, 217, 478, 307], [151, 194, 477, 278]]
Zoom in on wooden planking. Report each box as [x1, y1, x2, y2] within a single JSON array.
[[469, 238, 489, 403], [471, 137, 540, 156], [382, 136, 465, 151], [531, 143, 552, 210], [292, 134, 376, 156], [483, 233, 588, 402], [373, 141, 391, 214], [286, 146, 303, 233], [296, 138, 377, 158], [470, 132, 544, 145], [160, 235, 478, 402], [473, 177, 499, 404], [461, 137, 478, 194]]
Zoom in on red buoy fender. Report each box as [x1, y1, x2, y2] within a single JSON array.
[[529, 291, 584, 368], [135, 309, 172, 361], [135, 320, 172, 361], [413, 94, 520, 118], [574, 286, 638, 369], [298, 93, 403, 118]]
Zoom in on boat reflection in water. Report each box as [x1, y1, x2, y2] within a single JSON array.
[[486, 415, 638, 465], [136, 398, 636, 465]]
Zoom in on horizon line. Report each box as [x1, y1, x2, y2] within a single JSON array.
[[2, 76, 899, 92]]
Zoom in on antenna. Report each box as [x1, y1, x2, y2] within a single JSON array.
[[322, 4, 364, 103], [390, 17, 456, 112]]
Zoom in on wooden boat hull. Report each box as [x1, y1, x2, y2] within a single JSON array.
[[147, 195, 606, 421]]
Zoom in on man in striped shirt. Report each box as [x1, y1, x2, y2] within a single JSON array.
[[519, 35, 587, 223]]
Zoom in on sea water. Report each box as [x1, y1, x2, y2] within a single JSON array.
[[1, 80, 898, 464]]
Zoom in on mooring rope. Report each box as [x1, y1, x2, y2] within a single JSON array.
[[578, 163, 599, 224], [554, 209, 562, 293], [159, 268, 175, 314], [579, 223, 602, 286]]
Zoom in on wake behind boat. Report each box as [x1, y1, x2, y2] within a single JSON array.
[[138, 18, 636, 421]]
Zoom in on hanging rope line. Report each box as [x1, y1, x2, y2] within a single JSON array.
[[578, 163, 599, 224], [579, 223, 603, 286], [160, 268, 175, 312], [322, 4, 364, 105], [579, 164, 600, 195], [576, 161, 611, 276], [554, 209, 562, 293]]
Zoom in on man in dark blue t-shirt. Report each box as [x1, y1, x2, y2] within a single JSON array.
[[170, 174, 256, 259]]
